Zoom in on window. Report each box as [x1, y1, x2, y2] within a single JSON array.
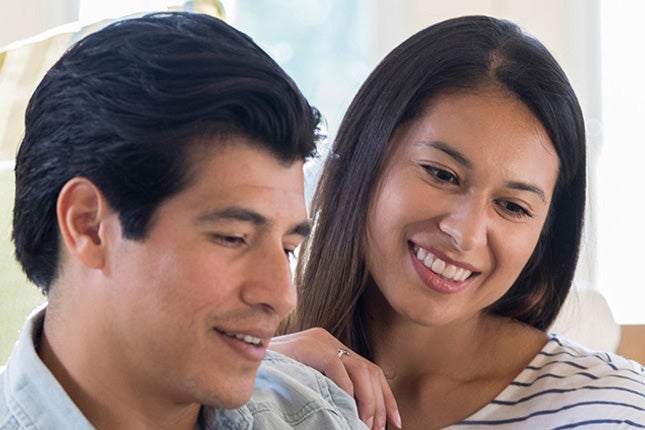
[[222, 0, 373, 138], [596, 0, 645, 324]]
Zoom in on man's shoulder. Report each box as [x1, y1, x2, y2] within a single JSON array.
[[244, 350, 367, 429], [254, 350, 350, 408], [0, 366, 11, 428], [258, 350, 337, 396]]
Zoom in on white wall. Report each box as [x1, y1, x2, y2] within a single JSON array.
[[597, 1, 645, 324], [0, 0, 79, 48]]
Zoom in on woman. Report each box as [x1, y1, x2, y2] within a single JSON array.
[[271, 15, 645, 430]]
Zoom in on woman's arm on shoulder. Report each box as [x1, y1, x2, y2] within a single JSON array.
[[270, 327, 401, 430]]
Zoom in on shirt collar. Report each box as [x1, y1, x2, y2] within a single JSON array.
[[3, 304, 94, 428], [4, 304, 254, 429]]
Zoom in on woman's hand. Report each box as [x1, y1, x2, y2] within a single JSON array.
[[270, 327, 401, 430]]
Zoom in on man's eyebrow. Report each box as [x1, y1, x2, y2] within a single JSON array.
[[419, 141, 472, 169], [291, 222, 312, 238], [198, 206, 268, 225], [197, 206, 312, 237], [505, 181, 547, 203]]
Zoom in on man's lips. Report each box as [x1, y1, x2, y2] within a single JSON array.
[[213, 326, 275, 348], [217, 330, 263, 346], [213, 327, 275, 362]]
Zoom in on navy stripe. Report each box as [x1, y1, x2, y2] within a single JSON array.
[[492, 385, 645, 406], [524, 360, 644, 380], [527, 360, 588, 372], [605, 353, 619, 371], [459, 401, 645, 425], [550, 335, 565, 347], [511, 371, 598, 386], [511, 372, 567, 387], [555, 343, 644, 374], [546, 336, 642, 370], [539, 349, 609, 362], [552, 419, 645, 429], [537, 350, 636, 375], [513, 371, 645, 389]]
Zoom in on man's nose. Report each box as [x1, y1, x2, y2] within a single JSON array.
[[240, 244, 296, 318]]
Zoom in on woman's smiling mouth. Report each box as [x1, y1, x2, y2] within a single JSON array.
[[413, 245, 472, 281], [408, 241, 480, 294]]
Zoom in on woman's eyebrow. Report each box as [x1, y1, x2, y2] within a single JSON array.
[[505, 181, 547, 203], [418, 141, 472, 169]]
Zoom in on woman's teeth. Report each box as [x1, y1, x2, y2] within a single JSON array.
[[415, 247, 472, 281]]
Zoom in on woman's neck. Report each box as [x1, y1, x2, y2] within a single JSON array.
[[369, 307, 500, 379], [364, 289, 548, 429]]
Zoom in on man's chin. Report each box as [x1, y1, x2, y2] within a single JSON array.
[[207, 379, 256, 410]]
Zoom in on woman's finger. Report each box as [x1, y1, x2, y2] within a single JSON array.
[[379, 369, 401, 428], [343, 356, 378, 429]]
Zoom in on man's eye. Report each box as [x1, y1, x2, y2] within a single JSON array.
[[212, 234, 246, 247], [422, 165, 459, 185], [284, 248, 297, 263]]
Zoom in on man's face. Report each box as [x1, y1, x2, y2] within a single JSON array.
[[100, 138, 309, 408]]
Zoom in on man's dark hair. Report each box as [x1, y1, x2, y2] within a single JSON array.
[[13, 11, 320, 293]]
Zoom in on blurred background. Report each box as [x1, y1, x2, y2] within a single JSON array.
[[1, 0, 643, 363]]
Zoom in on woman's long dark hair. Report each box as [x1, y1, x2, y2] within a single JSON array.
[[286, 15, 586, 360]]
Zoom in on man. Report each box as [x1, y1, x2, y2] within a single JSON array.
[[0, 12, 365, 429]]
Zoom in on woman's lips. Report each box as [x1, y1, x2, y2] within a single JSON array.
[[409, 243, 477, 294]]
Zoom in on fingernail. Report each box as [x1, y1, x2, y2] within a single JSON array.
[[394, 409, 402, 428]]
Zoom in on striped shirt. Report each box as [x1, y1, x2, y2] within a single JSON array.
[[451, 334, 645, 429]]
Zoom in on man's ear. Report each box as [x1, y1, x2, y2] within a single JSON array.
[[56, 177, 114, 270]]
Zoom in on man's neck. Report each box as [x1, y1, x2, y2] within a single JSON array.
[[37, 308, 202, 430]]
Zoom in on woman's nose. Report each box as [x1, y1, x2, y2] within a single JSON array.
[[438, 198, 488, 251]]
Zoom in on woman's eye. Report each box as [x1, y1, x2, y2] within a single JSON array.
[[423, 165, 459, 185], [498, 201, 532, 219]]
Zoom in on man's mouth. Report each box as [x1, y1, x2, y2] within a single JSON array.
[[217, 330, 263, 347]]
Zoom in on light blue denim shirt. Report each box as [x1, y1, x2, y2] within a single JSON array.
[[0, 306, 366, 429]]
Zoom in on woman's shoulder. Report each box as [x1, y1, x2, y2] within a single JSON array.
[[456, 334, 645, 427], [509, 333, 645, 412], [537, 333, 645, 378]]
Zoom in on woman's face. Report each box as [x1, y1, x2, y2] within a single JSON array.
[[364, 88, 559, 327]]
